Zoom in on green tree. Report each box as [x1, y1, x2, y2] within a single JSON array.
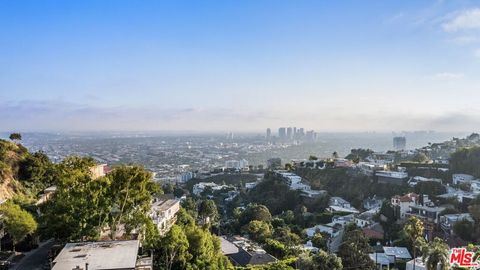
[[297, 250, 343, 270], [247, 175, 302, 215], [243, 220, 272, 243], [158, 224, 191, 270], [308, 155, 318, 161], [143, 218, 161, 250], [0, 202, 37, 251], [241, 260, 295, 270], [313, 250, 343, 270], [345, 148, 374, 162], [403, 216, 426, 269], [273, 226, 302, 246], [40, 161, 111, 241], [163, 183, 175, 194], [107, 165, 158, 239], [453, 219, 474, 241], [281, 210, 295, 224], [263, 238, 288, 259], [61, 156, 96, 173], [176, 208, 196, 227], [421, 238, 449, 270], [311, 232, 326, 250], [284, 163, 294, 171], [239, 204, 272, 226], [378, 201, 398, 240], [338, 227, 375, 270], [412, 152, 429, 163], [185, 225, 219, 269], [40, 160, 157, 241], [173, 187, 185, 198], [198, 199, 218, 224], [9, 133, 21, 142], [18, 151, 57, 194], [296, 253, 316, 270], [414, 181, 446, 197], [152, 209, 231, 270], [450, 146, 480, 177], [468, 203, 480, 240], [182, 197, 198, 220], [184, 224, 231, 270]]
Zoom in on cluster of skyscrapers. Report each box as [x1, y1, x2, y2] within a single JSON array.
[[266, 127, 318, 143]]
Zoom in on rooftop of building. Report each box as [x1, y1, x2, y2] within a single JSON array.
[[376, 171, 408, 178], [52, 240, 139, 270], [229, 248, 277, 266], [392, 193, 419, 203], [383, 246, 412, 260], [220, 236, 277, 266], [219, 236, 239, 255], [152, 198, 180, 212], [409, 204, 446, 212]]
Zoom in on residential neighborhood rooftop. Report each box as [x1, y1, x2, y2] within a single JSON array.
[[52, 240, 140, 270]]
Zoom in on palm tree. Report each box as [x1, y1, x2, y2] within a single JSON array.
[[404, 216, 425, 270], [422, 238, 449, 270]]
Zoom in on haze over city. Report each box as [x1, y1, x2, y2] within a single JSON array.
[[2, 0, 480, 132], [5, 1, 480, 270]]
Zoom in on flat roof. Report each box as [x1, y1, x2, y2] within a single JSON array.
[[376, 171, 408, 178], [52, 240, 139, 270], [383, 246, 412, 260], [152, 199, 179, 212], [409, 204, 445, 212]]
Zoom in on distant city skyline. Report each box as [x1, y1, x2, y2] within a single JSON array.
[[2, 1, 480, 132]]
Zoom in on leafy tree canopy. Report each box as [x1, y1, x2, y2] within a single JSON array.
[[453, 219, 474, 241], [198, 199, 218, 224], [243, 220, 272, 243], [414, 181, 446, 197], [40, 159, 157, 242], [0, 201, 37, 250], [239, 204, 272, 227], [338, 226, 375, 270], [450, 146, 480, 177], [9, 133, 22, 141]]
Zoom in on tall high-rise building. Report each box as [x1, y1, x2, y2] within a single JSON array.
[[287, 127, 293, 140], [299, 128, 305, 137], [278, 127, 287, 140], [266, 128, 271, 140], [393, 136, 406, 150], [305, 130, 317, 143]]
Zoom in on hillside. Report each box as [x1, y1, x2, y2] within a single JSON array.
[[0, 139, 55, 202], [296, 167, 409, 209], [0, 139, 29, 201]]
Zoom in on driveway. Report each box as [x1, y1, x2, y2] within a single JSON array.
[[11, 239, 54, 270]]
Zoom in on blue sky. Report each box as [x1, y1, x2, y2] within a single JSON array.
[[1, 0, 480, 132]]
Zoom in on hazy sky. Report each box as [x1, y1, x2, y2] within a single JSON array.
[[1, 0, 480, 132]]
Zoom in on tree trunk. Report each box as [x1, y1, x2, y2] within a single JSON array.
[[413, 248, 416, 270]]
